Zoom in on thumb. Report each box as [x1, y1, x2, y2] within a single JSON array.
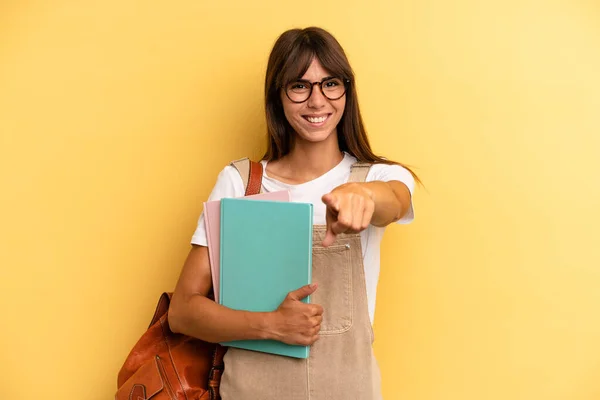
[[288, 283, 318, 301]]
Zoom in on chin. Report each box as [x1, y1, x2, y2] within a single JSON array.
[[297, 129, 335, 143]]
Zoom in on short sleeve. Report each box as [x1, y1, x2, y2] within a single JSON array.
[[190, 166, 245, 246], [366, 163, 416, 224]]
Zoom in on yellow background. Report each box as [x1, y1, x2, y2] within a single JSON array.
[[1, 0, 599, 399]]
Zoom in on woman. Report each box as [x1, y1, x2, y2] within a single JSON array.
[[168, 26, 417, 400]]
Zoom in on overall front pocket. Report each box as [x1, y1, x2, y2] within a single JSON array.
[[311, 244, 353, 334]]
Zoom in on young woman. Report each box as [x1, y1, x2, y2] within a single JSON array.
[[169, 26, 417, 400]]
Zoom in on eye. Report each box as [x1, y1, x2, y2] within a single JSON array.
[[324, 78, 342, 88], [289, 81, 310, 90]]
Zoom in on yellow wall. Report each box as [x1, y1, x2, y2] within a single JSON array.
[[1, 0, 599, 399]]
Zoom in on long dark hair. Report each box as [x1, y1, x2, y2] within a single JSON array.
[[262, 26, 420, 183]]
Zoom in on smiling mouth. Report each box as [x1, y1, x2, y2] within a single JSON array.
[[303, 114, 331, 124]]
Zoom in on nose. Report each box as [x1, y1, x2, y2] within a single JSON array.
[[307, 83, 326, 109]]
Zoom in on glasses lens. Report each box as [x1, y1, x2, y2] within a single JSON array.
[[286, 81, 311, 102], [322, 78, 346, 100]]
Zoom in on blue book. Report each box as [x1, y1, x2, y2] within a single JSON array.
[[219, 197, 313, 358]]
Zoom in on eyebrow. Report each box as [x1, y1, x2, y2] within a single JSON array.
[[297, 76, 336, 82]]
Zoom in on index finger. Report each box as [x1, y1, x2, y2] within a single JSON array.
[[322, 193, 340, 212]]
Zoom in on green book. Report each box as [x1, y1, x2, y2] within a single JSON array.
[[219, 197, 313, 358]]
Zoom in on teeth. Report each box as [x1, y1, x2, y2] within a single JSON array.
[[307, 116, 327, 123]]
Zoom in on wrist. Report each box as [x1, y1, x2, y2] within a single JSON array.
[[248, 311, 280, 340], [360, 182, 375, 200], [335, 182, 374, 200]]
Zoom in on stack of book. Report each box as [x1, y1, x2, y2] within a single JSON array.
[[203, 191, 313, 358]]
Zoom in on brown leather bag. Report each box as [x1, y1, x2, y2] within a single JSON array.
[[115, 159, 263, 400]]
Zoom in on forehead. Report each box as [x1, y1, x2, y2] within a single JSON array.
[[300, 58, 333, 80]]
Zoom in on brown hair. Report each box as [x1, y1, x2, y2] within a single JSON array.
[[262, 26, 420, 183]]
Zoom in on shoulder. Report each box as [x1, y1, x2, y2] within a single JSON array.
[[206, 164, 246, 201]]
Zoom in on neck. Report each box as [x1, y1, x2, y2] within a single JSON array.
[[282, 132, 344, 182]]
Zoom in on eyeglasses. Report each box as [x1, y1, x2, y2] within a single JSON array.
[[284, 77, 350, 103]]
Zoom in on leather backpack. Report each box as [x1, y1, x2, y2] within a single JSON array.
[[115, 159, 264, 400]]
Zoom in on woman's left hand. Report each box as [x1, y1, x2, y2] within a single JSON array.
[[321, 183, 375, 247]]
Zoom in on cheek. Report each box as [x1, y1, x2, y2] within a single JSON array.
[[333, 99, 346, 120], [282, 103, 303, 126]]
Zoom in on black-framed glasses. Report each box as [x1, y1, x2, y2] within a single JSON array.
[[284, 77, 350, 103]]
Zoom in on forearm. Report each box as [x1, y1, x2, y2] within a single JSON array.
[[363, 181, 409, 227], [169, 293, 276, 343]]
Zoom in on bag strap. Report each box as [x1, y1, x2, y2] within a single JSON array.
[[150, 292, 172, 328], [230, 157, 263, 195], [348, 162, 372, 183], [208, 345, 227, 400]]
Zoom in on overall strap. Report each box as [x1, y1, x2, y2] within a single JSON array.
[[348, 162, 372, 183], [230, 157, 263, 196]]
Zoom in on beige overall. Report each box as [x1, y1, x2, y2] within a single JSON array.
[[220, 161, 383, 400]]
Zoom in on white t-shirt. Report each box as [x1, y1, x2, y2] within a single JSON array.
[[191, 152, 415, 324]]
